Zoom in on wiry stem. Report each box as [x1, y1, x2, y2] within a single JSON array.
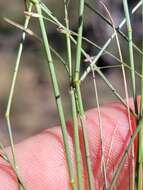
[[35, 2, 76, 189], [138, 0, 143, 189], [5, 3, 33, 190], [63, 1, 83, 188], [75, 85, 94, 190], [123, 0, 137, 114], [73, 0, 94, 188], [63, 0, 72, 79], [70, 88, 83, 190]]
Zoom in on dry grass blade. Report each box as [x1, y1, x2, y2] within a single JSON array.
[[4, 17, 41, 41]]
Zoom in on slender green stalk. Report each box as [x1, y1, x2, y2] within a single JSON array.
[[63, 0, 72, 79], [74, 0, 84, 82], [123, 1, 139, 188], [70, 88, 83, 190], [5, 3, 33, 190], [35, 2, 76, 189], [73, 0, 94, 189], [75, 85, 94, 190], [123, 0, 138, 114], [5, 2, 32, 167], [63, 1, 83, 188], [138, 1, 143, 189]]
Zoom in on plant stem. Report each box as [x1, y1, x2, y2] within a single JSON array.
[[5, 2, 32, 167], [35, 2, 76, 189], [73, 0, 94, 189], [138, 0, 143, 189], [123, 0, 138, 114], [5, 3, 33, 189], [70, 88, 83, 190], [74, 0, 84, 82], [63, 1, 83, 188], [75, 85, 94, 190], [63, 0, 72, 79]]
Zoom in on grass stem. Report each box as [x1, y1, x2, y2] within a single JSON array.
[[123, 0, 138, 115], [137, 0, 143, 189], [36, 2, 76, 189], [5, 3, 33, 189], [70, 88, 83, 190], [73, 0, 94, 188]]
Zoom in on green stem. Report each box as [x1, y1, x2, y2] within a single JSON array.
[[35, 2, 76, 189], [74, 0, 84, 82], [137, 1, 143, 189], [123, 0, 138, 114], [63, 0, 72, 79], [70, 88, 83, 190], [5, 2, 33, 166], [5, 3, 33, 190], [63, 3, 84, 187], [73, 0, 94, 188], [75, 85, 94, 190]]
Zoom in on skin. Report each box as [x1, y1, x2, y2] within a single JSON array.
[[0, 101, 137, 189]]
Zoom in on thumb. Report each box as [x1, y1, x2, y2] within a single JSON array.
[[0, 102, 136, 189]]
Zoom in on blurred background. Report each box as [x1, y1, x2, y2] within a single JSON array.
[[0, 0, 142, 145]]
